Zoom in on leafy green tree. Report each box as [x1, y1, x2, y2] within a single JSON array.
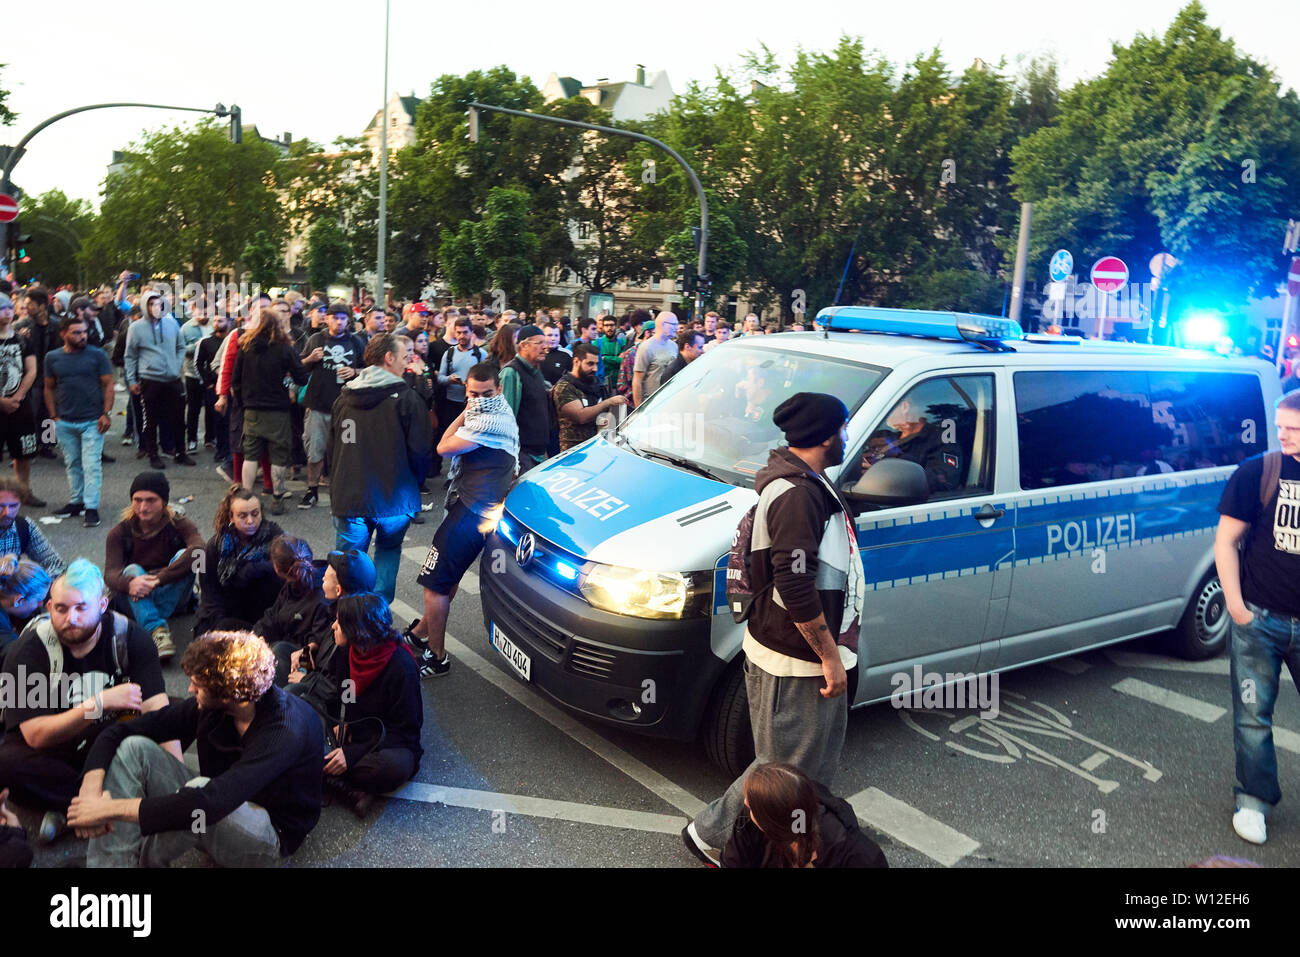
[[0, 64, 15, 127], [282, 135, 375, 285], [306, 217, 350, 290], [239, 230, 280, 286], [1010, 2, 1300, 326], [437, 221, 488, 299], [85, 119, 284, 279], [17, 190, 96, 287]]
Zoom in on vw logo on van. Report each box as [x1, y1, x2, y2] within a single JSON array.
[[516, 533, 537, 568]]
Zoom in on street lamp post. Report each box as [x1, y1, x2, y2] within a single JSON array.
[[467, 101, 709, 318], [0, 101, 236, 272], [376, 0, 390, 308]]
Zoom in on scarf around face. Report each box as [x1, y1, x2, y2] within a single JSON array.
[[457, 392, 520, 462], [217, 520, 277, 586], [348, 639, 417, 697]]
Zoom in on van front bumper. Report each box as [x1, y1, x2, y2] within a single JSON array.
[[477, 529, 725, 741]]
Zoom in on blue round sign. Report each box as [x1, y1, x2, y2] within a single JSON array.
[[1049, 249, 1073, 283]]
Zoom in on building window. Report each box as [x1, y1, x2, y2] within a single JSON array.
[[577, 222, 591, 240]]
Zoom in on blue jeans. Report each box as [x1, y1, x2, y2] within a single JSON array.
[[332, 514, 410, 603], [122, 558, 193, 632], [1230, 600, 1300, 814], [55, 418, 105, 509], [88, 737, 282, 868]]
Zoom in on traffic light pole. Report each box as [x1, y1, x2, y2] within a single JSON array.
[[467, 101, 708, 318], [1, 101, 235, 273]]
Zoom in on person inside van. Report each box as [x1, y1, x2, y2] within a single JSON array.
[[883, 396, 961, 492], [720, 763, 887, 869]]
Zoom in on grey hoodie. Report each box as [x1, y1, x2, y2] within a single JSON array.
[[125, 290, 185, 383]]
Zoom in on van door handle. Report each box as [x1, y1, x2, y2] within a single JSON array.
[[974, 504, 1005, 521]]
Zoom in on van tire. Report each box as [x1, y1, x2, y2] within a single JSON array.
[[1168, 571, 1230, 660], [702, 661, 755, 777]]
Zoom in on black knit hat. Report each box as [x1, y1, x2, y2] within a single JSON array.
[[327, 549, 377, 594], [516, 324, 545, 343], [129, 470, 170, 503], [773, 392, 848, 448]]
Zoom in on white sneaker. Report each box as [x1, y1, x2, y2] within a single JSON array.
[[1232, 807, 1266, 844], [683, 819, 722, 866]]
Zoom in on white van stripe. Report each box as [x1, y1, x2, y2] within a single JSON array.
[[846, 786, 979, 867], [1112, 678, 1226, 722]]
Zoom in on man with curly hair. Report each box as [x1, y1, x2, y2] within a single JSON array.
[[68, 631, 325, 867]]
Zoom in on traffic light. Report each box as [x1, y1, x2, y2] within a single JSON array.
[[696, 274, 711, 299], [15, 232, 30, 264], [467, 106, 479, 143], [675, 263, 686, 294]]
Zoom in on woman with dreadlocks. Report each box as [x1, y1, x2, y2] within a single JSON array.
[[192, 484, 284, 638]]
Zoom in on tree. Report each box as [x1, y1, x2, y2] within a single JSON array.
[[306, 217, 351, 290], [1009, 2, 1300, 327], [437, 187, 539, 307], [282, 135, 375, 286], [84, 119, 284, 280], [16, 190, 96, 287], [240, 230, 280, 286], [0, 64, 15, 127]]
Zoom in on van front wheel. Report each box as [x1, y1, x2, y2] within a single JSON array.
[[702, 661, 755, 778], [1168, 571, 1230, 660]]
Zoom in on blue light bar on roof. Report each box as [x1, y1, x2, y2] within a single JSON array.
[[816, 307, 1024, 345]]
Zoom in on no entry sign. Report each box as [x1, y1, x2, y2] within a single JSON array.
[[0, 194, 17, 224], [1091, 256, 1129, 294]]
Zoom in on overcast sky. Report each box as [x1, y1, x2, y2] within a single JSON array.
[[3, 0, 1297, 209]]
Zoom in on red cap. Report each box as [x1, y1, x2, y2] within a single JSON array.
[[412, 302, 431, 314]]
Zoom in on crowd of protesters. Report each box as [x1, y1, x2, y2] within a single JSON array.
[[0, 270, 883, 869]]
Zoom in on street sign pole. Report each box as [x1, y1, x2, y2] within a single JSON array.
[[1009, 202, 1032, 323]]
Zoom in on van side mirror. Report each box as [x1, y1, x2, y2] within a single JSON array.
[[842, 457, 930, 509]]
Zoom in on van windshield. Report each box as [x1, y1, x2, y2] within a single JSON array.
[[617, 343, 886, 487]]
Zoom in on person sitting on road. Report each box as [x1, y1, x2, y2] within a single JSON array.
[[0, 557, 52, 654], [103, 471, 204, 661], [720, 763, 887, 869], [0, 477, 66, 578], [257, 535, 332, 686], [192, 484, 284, 640], [319, 593, 423, 818]]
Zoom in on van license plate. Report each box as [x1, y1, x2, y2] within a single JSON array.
[[492, 624, 531, 681]]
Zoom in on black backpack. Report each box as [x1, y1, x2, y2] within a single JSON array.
[[725, 503, 766, 624]]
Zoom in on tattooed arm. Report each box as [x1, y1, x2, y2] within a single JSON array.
[[796, 614, 847, 698]]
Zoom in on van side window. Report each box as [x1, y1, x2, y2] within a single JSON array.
[[842, 374, 996, 499], [1015, 370, 1267, 490]]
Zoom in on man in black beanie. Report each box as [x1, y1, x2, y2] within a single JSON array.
[[684, 392, 865, 866]]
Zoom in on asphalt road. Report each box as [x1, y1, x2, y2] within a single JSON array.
[[18, 388, 1300, 868]]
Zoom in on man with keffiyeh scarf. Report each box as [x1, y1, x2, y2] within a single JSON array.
[[406, 363, 518, 678]]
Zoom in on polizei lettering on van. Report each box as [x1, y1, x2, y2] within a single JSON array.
[[530, 470, 632, 521], [1045, 512, 1137, 555]]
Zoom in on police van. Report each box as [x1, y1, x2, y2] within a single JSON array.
[[479, 307, 1280, 774]]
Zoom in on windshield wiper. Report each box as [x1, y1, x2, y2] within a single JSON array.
[[637, 447, 725, 483]]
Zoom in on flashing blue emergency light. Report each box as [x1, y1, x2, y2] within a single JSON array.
[[815, 307, 1024, 347], [554, 560, 579, 581], [498, 519, 516, 544], [1181, 311, 1226, 348]]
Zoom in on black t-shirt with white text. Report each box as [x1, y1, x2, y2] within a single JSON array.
[[2, 617, 165, 752], [1218, 452, 1300, 616]]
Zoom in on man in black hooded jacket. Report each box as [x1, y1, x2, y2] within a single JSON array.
[[328, 334, 432, 604]]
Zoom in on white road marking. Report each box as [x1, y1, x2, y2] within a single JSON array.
[[846, 786, 979, 867], [390, 597, 706, 817], [1112, 678, 1226, 723], [1107, 649, 1296, 685], [394, 781, 686, 834], [1049, 657, 1091, 675], [1079, 751, 1110, 772], [401, 545, 479, 593]]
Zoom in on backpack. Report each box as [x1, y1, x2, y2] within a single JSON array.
[[1260, 449, 1282, 508], [14, 516, 31, 557], [725, 503, 766, 624], [439, 345, 484, 379]]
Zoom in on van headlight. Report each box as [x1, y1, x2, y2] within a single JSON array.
[[578, 563, 712, 619]]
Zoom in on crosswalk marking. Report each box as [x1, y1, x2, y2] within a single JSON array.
[[846, 787, 979, 867], [1105, 649, 1295, 685], [1112, 678, 1226, 722], [394, 782, 687, 835]]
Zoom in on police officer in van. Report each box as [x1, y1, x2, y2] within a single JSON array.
[[866, 397, 962, 493]]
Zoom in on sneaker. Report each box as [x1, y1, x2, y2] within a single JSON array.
[[21, 491, 45, 508], [270, 495, 285, 515], [298, 489, 318, 509], [101, 452, 115, 463], [82, 508, 101, 528], [203, 440, 216, 449], [1232, 807, 1266, 845], [187, 440, 198, 452], [215, 464, 233, 482], [38, 810, 69, 844], [151, 626, 176, 661], [149, 455, 166, 469], [411, 511, 426, 525], [174, 453, 197, 466], [401, 619, 426, 654], [682, 821, 721, 867], [323, 776, 374, 818], [419, 649, 451, 678], [121, 436, 133, 446], [52, 503, 83, 518]]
